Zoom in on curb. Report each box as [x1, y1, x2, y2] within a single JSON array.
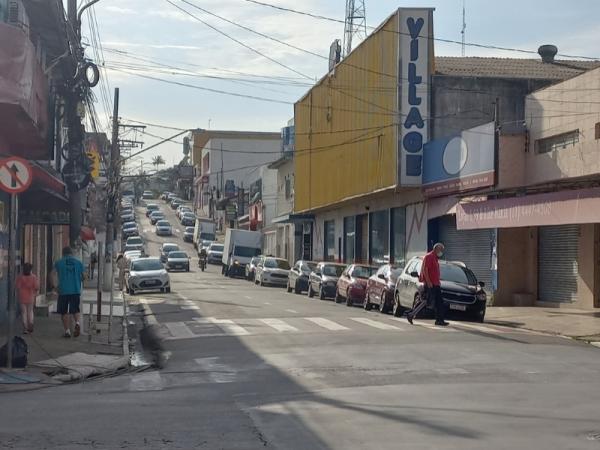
[[485, 320, 600, 347]]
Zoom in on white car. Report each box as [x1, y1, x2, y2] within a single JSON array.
[[123, 250, 142, 263], [125, 257, 170, 295], [155, 220, 172, 236], [177, 206, 192, 220], [255, 257, 291, 287], [125, 236, 144, 252]]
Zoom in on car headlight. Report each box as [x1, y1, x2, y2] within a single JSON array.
[[234, 260, 240, 265], [477, 291, 487, 302]]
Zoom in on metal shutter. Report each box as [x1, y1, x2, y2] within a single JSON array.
[[538, 225, 579, 303], [438, 216, 493, 290]]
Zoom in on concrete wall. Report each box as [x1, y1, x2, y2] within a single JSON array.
[[576, 223, 596, 309], [496, 227, 538, 306], [497, 133, 527, 190], [525, 67, 600, 185]]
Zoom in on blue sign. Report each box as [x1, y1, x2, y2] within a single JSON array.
[[422, 122, 495, 197]]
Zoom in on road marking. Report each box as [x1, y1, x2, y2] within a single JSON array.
[[264, 302, 271, 305], [181, 305, 200, 310], [139, 298, 158, 326], [410, 321, 457, 332], [129, 371, 164, 391], [451, 322, 507, 334], [164, 321, 195, 338], [210, 318, 250, 336], [285, 309, 298, 314], [305, 317, 349, 331], [351, 317, 403, 330], [259, 318, 298, 332], [195, 357, 238, 383], [244, 296, 252, 300]]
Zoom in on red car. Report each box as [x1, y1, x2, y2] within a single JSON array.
[[365, 264, 404, 313], [335, 264, 377, 306]]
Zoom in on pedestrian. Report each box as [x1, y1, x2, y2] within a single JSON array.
[[407, 243, 448, 327], [89, 250, 97, 280], [116, 254, 127, 291], [16, 263, 40, 334], [53, 246, 84, 338]]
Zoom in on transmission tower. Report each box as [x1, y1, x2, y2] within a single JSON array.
[[343, 0, 367, 57]]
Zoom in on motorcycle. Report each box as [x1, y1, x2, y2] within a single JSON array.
[[198, 254, 207, 272]]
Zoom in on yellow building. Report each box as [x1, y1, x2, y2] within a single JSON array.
[[293, 8, 434, 264]]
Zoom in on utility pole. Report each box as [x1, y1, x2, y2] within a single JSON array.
[[104, 87, 119, 293]]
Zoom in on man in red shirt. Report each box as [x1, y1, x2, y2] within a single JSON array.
[[407, 243, 448, 326]]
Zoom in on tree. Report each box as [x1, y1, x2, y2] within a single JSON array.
[[152, 155, 165, 171]]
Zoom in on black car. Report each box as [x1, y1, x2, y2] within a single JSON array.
[[393, 257, 487, 322], [160, 243, 180, 263], [183, 226, 194, 243], [287, 260, 316, 294], [307, 262, 346, 300], [181, 213, 196, 227]]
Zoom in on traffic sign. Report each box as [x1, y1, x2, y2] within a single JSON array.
[[0, 156, 33, 194]]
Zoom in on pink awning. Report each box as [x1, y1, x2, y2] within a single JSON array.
[[456, 187, 600, 230]]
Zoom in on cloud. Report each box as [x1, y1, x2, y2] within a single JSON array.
[[104, 5, 136, 15]]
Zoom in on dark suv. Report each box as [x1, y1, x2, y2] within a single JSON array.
[[393, 256, 487, 322], [307, 262, 346, 300]]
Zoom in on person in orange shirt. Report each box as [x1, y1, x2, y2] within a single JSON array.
[[16, 263, 40, 334]]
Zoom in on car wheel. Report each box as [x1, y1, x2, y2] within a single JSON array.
[[307, 283, 314, 298], [319, 285, 325, 300], [363, 292, 372, 311], [393, 292, 405, 317]]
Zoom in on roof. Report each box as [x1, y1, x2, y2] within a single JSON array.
[[435, 57, 600, 80]]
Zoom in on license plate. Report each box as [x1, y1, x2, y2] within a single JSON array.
[[449, 303, 467, 311]]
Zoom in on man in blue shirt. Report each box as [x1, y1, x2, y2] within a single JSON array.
[[54, 247, 84, 338]]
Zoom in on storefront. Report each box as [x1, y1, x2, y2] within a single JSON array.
[[538, 225, 580, 303]]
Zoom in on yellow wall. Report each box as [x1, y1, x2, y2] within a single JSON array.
[[294, 12, 399, 213]]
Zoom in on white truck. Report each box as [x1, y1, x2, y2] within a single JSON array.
[[193, 218, 217, 249], [222, 228, 262, 278]]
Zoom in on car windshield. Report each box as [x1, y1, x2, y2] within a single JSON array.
[[351, 266, 375, 279], [183, 213, 195, 218], [185, 227, 195, 233], [157, 221, 170, 226], [146, 205, 158, 210], [211, 244, 224, 252], [131, 259, 163, 271], [123, 222, 136, 229], [302, 262, 316, 273], [264, 259, 290, 270], [163, 245, 179, 253], [322, 265, 345, 277], [127, 237, 142, 244], [234, 246, 260, 257], [151, 212, 164, 217], [169, 252, 188, 259], [440, 264, 477, 285]]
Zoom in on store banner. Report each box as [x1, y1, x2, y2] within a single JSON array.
[[423, 122, 495, 197], [456, 187, 600, 230]]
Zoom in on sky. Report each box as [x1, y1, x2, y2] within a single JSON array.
[[79, 0, 600, 171]]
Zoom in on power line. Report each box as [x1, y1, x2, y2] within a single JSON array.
[[240, 0, 600, 60], [164, 0, 313, 79]]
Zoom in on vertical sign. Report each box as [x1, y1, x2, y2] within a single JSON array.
[[398, 8, 434, 186]]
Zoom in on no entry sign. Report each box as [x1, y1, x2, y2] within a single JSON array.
[[0, 156, 33, 194]]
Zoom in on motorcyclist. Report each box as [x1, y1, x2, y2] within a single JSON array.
[[198, 246, 207, 269]]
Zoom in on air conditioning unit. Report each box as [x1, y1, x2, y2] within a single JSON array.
[[7, 0, 29, 36]]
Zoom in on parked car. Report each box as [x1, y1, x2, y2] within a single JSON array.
[[149, 211, 165, 225], [307, 262, 346, 300], [123, 244, 144, 254], [121, 212, 135, 223], [207, 243, 224, 264], [393, 257, 487, 322], [255, 257, 290, 287], [142, 190, 154, 200], [166, 193, 177, 203], [166, 251, 191, 272], [365, 264, 404, 313], [181, 212, 196, 227], [160, 243, 180, 263], [287, 260, 316, 294], [160, 191, 171, 200], [125, 236, 144, 252], [155, 220, 172, 236], [121, 222, 138, 239], [245, 256, 263, 281], [335, 264, 376, 306], [183, 226, 195, 243], [125, 257, 170, 295], [171, 200, 183, 210], [176, 206, 192, 219], [123, 250, 142, 264], [145, 204, 160, 217]]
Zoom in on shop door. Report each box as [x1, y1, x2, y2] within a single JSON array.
[[355, 214, 368, 264], [538, 225, 579, 303], [438, 215, 493, 291]]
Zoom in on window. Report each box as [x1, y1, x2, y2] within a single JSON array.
[[324, 220, 335, 261], [369, 210, 389, 265], [390, 208, 406, 266], [343, 216, 355, 263], [323, 264, 344, 277], [352, 266, 375, 279], [440, 264, 477, 285], [536, 130, 579, 154]]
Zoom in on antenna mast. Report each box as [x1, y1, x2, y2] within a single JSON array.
[[343, 0, 367, 57], [461, 0, 466, 56]]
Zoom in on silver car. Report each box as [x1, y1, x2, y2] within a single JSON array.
[[166, 251, 191, 272], [155, 220, 172, 236], [207, 243, 224, 264], [125, 257, 170, 295]]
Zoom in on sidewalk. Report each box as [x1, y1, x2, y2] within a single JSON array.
[[0, 286, 130, 392], [486, 306, 600, 340]]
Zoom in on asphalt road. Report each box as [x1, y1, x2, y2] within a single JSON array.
[[2, 201, 600, 450]]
